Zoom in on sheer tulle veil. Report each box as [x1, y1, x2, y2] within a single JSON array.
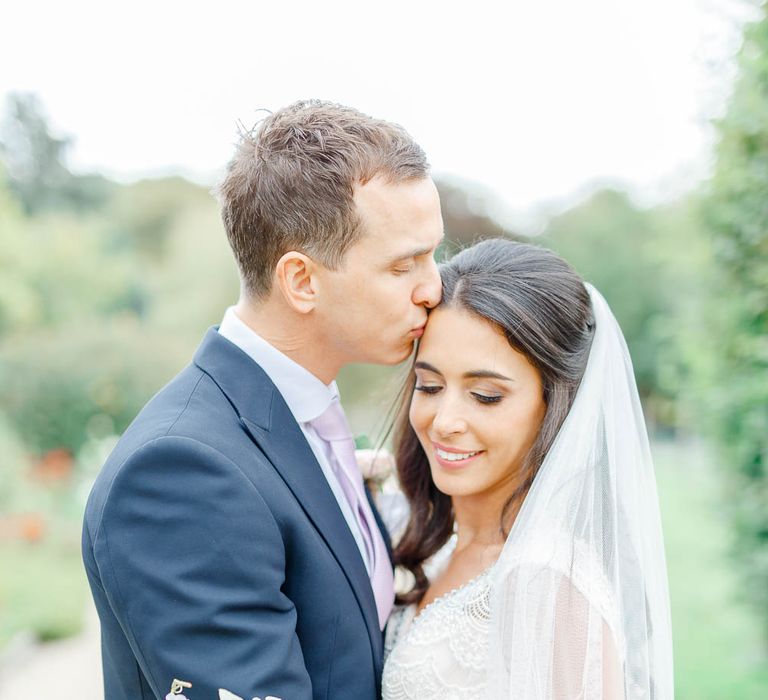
[[487, 284, 674, 699]]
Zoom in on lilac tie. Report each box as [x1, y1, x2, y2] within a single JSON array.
[[310, 399, 394, 629]]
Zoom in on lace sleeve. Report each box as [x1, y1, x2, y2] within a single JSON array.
[[550, 573, 624, 700]]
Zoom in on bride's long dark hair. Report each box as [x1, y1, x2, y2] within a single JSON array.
[[393, 239, 595, 604]]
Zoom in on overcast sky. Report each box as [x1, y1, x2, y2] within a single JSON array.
[[1, 0, 753, 229]]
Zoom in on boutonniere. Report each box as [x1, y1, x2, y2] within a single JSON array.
[[354, 435, 396, 491]]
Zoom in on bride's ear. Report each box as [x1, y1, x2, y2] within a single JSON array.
[[274, 250, 319, 314]]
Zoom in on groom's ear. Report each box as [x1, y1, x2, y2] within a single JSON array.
[[274, 250, 319, 314]]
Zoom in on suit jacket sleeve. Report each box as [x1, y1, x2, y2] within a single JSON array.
[[91, 435, 312, 700]]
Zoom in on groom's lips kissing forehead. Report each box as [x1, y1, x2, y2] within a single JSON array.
[[409, 321, 427, 338]]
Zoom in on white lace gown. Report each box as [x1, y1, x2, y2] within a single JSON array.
[[381, 529, 622, 700], [382, 536, 494, 700]]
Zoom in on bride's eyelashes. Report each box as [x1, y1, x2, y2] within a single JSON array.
[[471, 392, 502, 404], [414, 384, 441, 394], [414, 384, 504, 406]]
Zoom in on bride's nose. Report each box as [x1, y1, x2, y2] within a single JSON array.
[[431, 394, 467, 437]]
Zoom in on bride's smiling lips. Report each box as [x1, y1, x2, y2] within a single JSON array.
[[430, 441, 485, 469]]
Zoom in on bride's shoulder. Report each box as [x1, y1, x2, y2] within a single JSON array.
[[493, 527, 618, 627]]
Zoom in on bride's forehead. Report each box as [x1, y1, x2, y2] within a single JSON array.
[[421, 307, 507, 349], [418, 310, 533, 377]]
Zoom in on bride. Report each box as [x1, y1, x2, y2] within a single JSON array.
[[381, 239, 674, 699]]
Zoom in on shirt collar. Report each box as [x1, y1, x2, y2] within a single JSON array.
[[218, 306, 338, 423]]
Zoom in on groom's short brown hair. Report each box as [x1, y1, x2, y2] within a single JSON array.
[[217, 100, 430, 300]]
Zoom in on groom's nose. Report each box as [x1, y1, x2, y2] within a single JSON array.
[[413, 257, 442, 308]]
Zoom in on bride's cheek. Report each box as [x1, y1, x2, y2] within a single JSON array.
[[409, 399, 426, 431]]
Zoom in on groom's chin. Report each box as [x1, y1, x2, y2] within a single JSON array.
[[355, 337, 415, 367], [383, 339, 416, 365], [357, 340, 413, 366]]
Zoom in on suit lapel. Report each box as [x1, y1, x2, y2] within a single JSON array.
[[193, 329, 384, 672], [239, 410, 384, 659]]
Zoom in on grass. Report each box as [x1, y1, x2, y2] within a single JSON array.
[[654, 439, 768, 699]]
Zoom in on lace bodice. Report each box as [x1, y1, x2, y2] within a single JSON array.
[[381, 527, 622, 700], [382, 533, 494, 700]]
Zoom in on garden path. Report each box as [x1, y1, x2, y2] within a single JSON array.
[[0, 600, 102, 699]]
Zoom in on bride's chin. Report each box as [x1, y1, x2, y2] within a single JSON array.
[[430, 472, 470, 498]]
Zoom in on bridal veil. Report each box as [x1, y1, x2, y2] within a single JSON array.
[[487, 285, 674, 699]]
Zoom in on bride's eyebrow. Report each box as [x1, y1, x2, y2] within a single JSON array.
[[414, 362, 513, 382], [464, 370, 513, 382]]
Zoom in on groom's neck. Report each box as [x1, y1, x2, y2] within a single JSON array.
[[234, 297, 341, 385]]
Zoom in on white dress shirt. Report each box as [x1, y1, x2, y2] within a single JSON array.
[[218, 307, 372, 573]]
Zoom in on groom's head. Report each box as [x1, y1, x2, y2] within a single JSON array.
[[218, 100, 443, 368]]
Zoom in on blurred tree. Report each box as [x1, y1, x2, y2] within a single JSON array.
[[0, 147, 235, 456], [0, 322, 191, 457], [642, 196, 717, 432], [699, 1, 768, 637], [0, 92, 112, 214], [540, 189, 669, 409], [0, 164, 31, 334], [0, 205, 144, 337], [105, 176, 220, 265], [435, 177, 519, 255], [140, 189, 239, 335]]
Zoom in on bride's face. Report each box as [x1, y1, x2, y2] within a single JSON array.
[[409, 306, 546, 500]]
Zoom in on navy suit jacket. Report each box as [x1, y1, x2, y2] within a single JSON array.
[[82, 328, 391, 700]]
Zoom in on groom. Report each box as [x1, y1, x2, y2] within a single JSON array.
[[81, 100, 443, 700]]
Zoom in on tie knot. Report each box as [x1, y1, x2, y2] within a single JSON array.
[[309, 399, 352, 443]]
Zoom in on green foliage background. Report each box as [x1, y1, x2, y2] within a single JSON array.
[[697, 2, 768, 637]]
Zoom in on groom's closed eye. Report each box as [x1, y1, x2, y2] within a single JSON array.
[[384, 236, 444, 269], [392, 262, 415, 274]]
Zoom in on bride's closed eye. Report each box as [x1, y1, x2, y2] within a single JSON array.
[[414, 384, 442, 394], [414, 384, 504, 406], [471, 392, 503, 404]]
